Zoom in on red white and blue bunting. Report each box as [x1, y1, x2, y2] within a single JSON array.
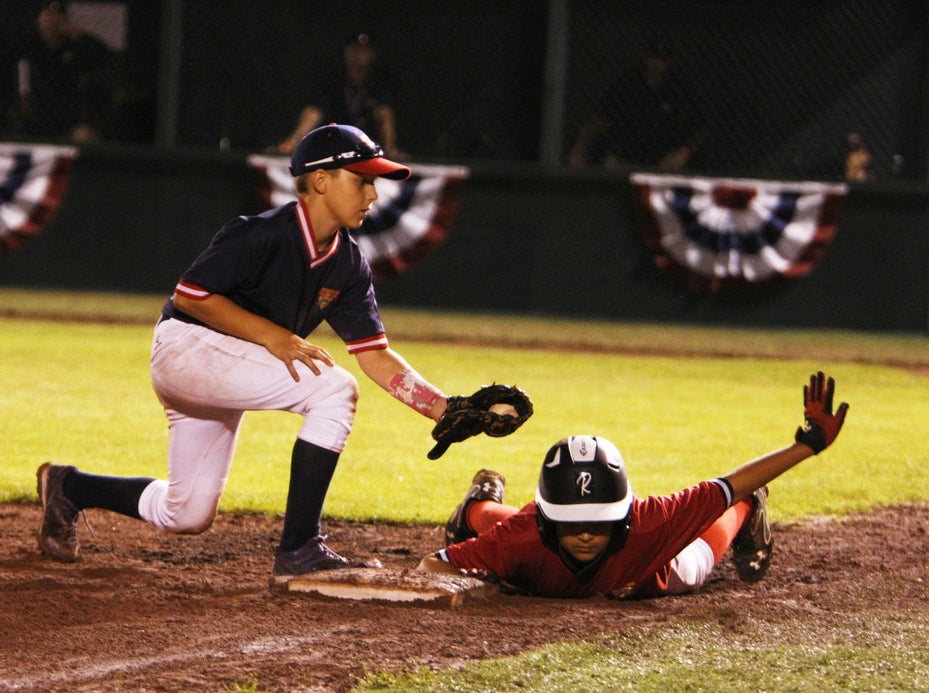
[[248, 155, 469, 283], [0, 144, 78, 256], [632, 173, 848, 292]]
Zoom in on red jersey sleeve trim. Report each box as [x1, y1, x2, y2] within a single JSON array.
[[345, 334, 389, 353], [174, 280, 211, 301]]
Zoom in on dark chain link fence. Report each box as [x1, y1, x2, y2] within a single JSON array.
[[1, 0, 925, 181], [564, 0, 927, 181]]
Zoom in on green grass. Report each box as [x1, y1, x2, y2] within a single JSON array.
[[3, 288, 929, 692], [3, 303, 928, 523], [355, 617, 929, 692]]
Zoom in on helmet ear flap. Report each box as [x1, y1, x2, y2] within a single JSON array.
[[535, 505, 559, 550], [608, 515, 632, 553]]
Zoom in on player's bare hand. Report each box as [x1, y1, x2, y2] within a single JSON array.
[[459, 567, 495, 582], [458, 568, 524, 594], [265, 334, 335, 381]]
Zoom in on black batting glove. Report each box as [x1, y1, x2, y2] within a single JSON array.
[[795, 371, 849, 454]]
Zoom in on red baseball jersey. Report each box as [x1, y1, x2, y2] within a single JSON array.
[[442, 478, 732, 599]]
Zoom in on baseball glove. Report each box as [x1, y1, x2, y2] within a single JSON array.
[[427, 384, 534, 460]]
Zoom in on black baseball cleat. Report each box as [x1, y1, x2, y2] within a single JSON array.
[[731, 486, 774, 582], [444, 469, 506, 547], [36, 461, 81, 562], [270, 536, 381, 586]]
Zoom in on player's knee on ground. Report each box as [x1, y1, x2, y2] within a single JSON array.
[[138, 479, 220, 534], [166, 508, 216, 535], [295, 365, 359, 451]]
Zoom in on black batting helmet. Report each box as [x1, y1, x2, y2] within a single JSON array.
[[535, 435, 634, 552]]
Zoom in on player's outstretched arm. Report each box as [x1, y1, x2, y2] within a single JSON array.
[[724, 371, 849, 503], [354, 350, 534, 459], [354, 348, 449, 420]]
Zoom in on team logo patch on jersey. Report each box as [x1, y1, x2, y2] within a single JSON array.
[[317, 288, 340, 310]]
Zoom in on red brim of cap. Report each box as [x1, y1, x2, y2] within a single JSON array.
[[344, 157, 412, 180]]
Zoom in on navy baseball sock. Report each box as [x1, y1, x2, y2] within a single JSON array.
[[62, 469, 154, 520], [278, 439, 339, 551]]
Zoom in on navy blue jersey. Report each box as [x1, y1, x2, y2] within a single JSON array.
[[161, 199, 387, 353]]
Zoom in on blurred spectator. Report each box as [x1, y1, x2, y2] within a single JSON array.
[[15, 2, 113, 142], [569, 38, 706, 171], [275, 33, 406, 158], [844, 132, 874, 182]]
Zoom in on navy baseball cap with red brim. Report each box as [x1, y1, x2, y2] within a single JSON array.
[[289, 123, 411, 180]]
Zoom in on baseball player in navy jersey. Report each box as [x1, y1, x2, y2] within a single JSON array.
[[419, 372, 848, 599], [35, 123, 482, 582]]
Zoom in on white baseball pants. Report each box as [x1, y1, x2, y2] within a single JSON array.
[[139, 318, 358, 533]]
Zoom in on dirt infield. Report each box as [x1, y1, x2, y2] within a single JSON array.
[[2, 501, 928, 692]]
